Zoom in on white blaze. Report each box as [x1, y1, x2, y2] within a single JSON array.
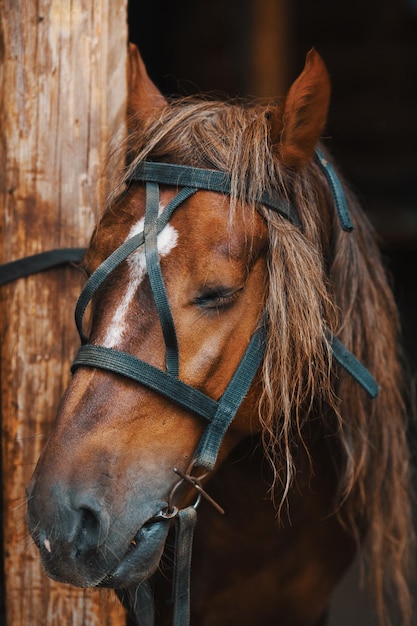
[[102, 216, 178, 347]]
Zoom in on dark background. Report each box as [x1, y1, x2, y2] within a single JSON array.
[[128, 0, 417, 373], [128, 1, 417, 623]]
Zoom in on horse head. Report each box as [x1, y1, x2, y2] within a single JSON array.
[[26, 45, 411, 626]]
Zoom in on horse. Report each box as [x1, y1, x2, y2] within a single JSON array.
[[26, 44, 413, 626]]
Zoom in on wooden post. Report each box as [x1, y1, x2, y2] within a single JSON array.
[[0, 2, 128, 624]]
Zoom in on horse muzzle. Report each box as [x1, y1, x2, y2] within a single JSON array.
[[26, 480, 170, 588]]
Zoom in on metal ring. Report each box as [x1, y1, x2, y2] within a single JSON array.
[[165, 458, 224, 516], [153, 505, 179, 521], [192, 493, 202, 510]]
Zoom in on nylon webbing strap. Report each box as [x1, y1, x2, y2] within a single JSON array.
[[315, 148, 354, 232], [75, 232, 146, 342], [70, 158, 378, 626], [331, 335, 379, 398], [0, 248, 85, 286], [195, 325, 266, 469], [172, 507, 198, 626], [129, 161, 300, 226], [75, 187, 197, 343], [72, 324, 266, 439], [144, 182, 179, 375], [72, 345, 219, 421]]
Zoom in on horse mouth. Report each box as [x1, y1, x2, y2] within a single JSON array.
[[32, 512, 171, 589], [96, 517, 170, 589]]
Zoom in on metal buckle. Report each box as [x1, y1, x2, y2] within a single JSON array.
[[155, 459, 225, 521]]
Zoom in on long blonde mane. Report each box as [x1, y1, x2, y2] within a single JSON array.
[[120, 98, 413, 625]]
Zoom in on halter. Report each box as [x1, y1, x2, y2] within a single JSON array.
[[69, 149, 379, 626]]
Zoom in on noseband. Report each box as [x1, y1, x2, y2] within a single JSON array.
[[70, 150, 378, 626]]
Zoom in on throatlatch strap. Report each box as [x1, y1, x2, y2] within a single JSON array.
[[315, 148, 354, 232], [0, 248, 85, 286], [331, 335, 379, 398]]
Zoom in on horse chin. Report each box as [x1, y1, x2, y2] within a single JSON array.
[[36, 517, 170, 590], [96, 519, 170, 589]]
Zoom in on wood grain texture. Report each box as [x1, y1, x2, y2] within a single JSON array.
[[0, 1, 128, 624]]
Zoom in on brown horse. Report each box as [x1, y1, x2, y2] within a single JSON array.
[[27, 45, 413, 626]]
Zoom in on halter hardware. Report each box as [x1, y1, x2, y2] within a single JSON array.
[[153, 460, 225, 522]]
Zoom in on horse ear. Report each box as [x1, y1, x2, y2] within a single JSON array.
[[270, 49, 331, 167], [127, 43, 167, 119]]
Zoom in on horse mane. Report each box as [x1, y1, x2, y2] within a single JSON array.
[[117, 97, 413, 625]]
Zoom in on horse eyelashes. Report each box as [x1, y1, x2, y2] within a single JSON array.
[[194, 287, 243, 311]]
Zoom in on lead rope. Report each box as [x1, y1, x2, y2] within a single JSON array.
[[172, 507, 198, 626], [168, 466, 224, 626], [0, 248, 85, 286], [125, 463, 223, 626]]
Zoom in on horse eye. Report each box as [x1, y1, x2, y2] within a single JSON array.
[[194, 287, 242, 311]]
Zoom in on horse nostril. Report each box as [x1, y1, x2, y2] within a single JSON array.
[[69, 496, 110, 557], [71, 506, 102, 557], [27, 485, 111, 561], [80, 506, 99, 533], [81, 506, 100, 539]]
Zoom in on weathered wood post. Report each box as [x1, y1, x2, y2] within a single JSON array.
[[0, 2, 128, 623]]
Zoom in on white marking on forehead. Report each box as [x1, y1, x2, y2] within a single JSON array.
[[102, 211, 178, 348]]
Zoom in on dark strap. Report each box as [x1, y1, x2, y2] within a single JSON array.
[[195, 325, 266, 469], [315, 148, 354, 232], [72, 325, 266, 442], [172, 507, 197, 626], [331, 335, 379, 398], [72, 344, 219, 421], [75, 233, 147, 342], [144, 182, 180, 375], [75, 188, 197, 343], [129, 161, 301, 226], [0, 155, 377, 626], [0, 248, 85, 286]]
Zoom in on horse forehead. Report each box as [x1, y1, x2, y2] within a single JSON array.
[[170, 191, 264, 254], [86, 186, 263, 271]]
